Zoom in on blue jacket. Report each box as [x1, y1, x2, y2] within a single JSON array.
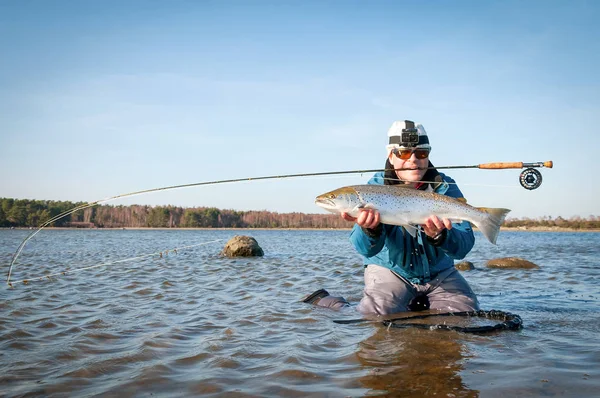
[[349, 172, 475, 284]]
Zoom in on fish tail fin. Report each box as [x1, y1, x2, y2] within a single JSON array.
[[473, 207, 511, 245]]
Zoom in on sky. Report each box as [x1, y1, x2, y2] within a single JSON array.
[[1, 0, 598, 219]]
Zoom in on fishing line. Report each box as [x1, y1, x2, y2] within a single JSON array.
[[8, 239, 223, 288], [379, 177, 520, 189], [450, 183, 520, 189], [333, 309, 523, 334], [6, 160, 553, 285]]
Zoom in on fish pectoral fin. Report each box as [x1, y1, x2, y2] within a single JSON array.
[[352, 204, 365, 212], [403, 224, 418, 237]]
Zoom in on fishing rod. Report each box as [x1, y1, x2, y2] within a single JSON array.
[[5, 160, 553, 285], [435, 160, 552, 190]]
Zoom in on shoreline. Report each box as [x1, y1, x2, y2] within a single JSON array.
[[500, 226, 600, 232]]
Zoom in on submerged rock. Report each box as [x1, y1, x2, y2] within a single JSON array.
[[221, 235, 264, 257], [455, 261, 475, 271], [485, 257, 540, 269]]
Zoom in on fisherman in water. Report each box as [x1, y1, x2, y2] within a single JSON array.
[[304, 120, 480, 314]]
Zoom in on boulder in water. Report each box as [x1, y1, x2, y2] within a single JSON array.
[[221, 235, 264, 257], [485, 257, 540, 269], [455, 261, 475, 271]]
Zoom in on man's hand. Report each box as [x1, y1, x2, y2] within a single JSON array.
[[422, 215, 452, 238], [341, 209, 380, 229], [343, 211, 451, 237]]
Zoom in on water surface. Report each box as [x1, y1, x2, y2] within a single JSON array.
[[1, 229, 599, 397]]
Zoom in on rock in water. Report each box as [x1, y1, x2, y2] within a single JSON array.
[[221, 236, 264, 257], [455, 261, 475, 271], [485, 257, 540, 269]]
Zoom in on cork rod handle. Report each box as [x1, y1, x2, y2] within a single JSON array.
[[478, 162, 524, 169]]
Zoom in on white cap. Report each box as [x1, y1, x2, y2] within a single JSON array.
[[385, 120, 431, 155]]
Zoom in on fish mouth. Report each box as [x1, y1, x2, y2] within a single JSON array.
[[314, 197, 336, 211]]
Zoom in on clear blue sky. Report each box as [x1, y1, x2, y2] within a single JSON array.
[[1, 0, 598, 219]]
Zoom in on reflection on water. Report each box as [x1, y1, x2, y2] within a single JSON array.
[[356, 327, 478, 397], [1, 229, 599, 397]]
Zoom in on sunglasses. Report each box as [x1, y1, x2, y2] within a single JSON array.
[[392, 148, 430, 160]]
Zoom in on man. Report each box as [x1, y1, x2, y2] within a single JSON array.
[[304, 120, 479, 315]]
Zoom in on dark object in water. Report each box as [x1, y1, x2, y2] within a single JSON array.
[[407, 293, 430, 311], [221, 235, 264, 257], [301, 289, 350, 309], [486, 257, 539, 269], [302, 288, 330, 304], [334, 309, 523, 334]]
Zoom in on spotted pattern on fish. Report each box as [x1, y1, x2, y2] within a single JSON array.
[[315, 184, 510, 244]]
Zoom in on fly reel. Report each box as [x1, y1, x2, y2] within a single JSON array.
[[519, 168, 543, 190]]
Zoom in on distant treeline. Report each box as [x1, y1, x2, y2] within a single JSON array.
[[1, 198, 598, 230], [502, 216, 600, 230], [0, 198, 350, 229]]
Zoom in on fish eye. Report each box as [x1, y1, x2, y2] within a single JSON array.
[[328, 193, 336, 199]]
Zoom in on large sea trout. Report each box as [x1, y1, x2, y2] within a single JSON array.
[[315, 185, 511, 244]]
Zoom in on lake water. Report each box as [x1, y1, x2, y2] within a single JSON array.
[[1, 229, 599, 397]]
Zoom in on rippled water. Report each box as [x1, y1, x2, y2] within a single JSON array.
[[1, 229, 599, 397]]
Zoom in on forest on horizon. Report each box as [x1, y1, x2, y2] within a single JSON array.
[[1, 198, 599, 230], [0, 197, 347, 229]]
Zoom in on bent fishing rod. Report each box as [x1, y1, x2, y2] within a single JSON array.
[[6, 160, 553, 285]]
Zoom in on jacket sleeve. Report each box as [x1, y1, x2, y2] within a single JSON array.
[[349, 223, 386, 257], [436, 174, 475, 259], [437, 221, 475, 260], [348, 172, 388, 256]]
